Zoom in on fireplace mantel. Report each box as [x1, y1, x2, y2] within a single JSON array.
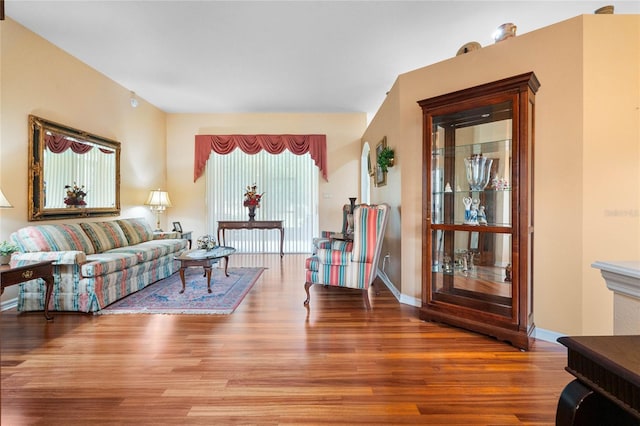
[[592, 261, 640, 334]]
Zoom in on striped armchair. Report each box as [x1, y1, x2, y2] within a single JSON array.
[[304, 203, 390, 309]]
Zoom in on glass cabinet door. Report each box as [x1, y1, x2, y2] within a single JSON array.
[[430, 100, 514, 317], [419, 73, 539, 350]]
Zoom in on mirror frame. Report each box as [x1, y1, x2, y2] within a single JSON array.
[[28, 115, 121, 221]]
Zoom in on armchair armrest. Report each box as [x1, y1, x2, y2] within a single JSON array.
[[315, 248, 353, 266], [12, 251, 87, 265]]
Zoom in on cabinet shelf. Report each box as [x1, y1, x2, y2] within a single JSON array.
[[433, 188, 512, 196], [419, 72, 539, 350], [432, 138, 512, 157], [431, 223, 512, 230]]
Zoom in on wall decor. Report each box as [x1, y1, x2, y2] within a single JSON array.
[[375, 137, 388, 187], [28, 115, 121, 221]]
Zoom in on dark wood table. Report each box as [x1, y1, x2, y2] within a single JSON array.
[[1, 260, 55, 321], [556, 335, 640, 425], [217, 220, 284, 257], [174, 247, 236, 294]]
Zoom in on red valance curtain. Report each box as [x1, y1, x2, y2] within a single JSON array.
[[45, 134, 93, 154], [44, 134, 114, 154], [194, 134, 328, 182]]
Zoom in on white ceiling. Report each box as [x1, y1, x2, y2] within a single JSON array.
[[6, 1, 639, 119]]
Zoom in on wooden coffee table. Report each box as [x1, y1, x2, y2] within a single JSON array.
[[174, 247, 236, 294]]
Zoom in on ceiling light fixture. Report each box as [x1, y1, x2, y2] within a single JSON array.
[[130, 91, 139, 108]]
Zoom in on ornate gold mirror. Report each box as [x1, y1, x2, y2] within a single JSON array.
[[28, 115, 121, 221]]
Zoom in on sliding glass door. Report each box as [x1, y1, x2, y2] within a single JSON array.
[[205, 149, 318, 253]]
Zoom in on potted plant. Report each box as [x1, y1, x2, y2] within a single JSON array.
[[0, 240, 19, 265], [377, 146, 395, 173]]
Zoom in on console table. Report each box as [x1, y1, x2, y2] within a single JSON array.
[[556, 335, 640, 425], [217, 220, 284, 257], [1, 260, 55, 321]]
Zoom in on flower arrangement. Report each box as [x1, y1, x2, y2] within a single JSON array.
[[196, 235, 217, 251], [64, 182, 87, 206], [0, 240, 19, 256], [243, 183, 264, 207]]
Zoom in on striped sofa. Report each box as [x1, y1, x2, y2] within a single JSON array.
[[9, 218, 187, 313], [304, 204, 389, 309]]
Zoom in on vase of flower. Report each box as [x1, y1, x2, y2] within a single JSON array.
[[243, 183, 263, 222], [64, 182, 87, 207], [0, 240, 18, 265], [247, 206, 256, 221]]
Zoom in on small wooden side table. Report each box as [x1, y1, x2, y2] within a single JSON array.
[[177, 231, 193, 249], [556, 335, 640, 425], [0, 260, 55, 321]]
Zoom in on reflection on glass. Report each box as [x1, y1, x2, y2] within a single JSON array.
[[430, 101, 513, 228], [432, 230, 513, 316], [43, 132, 117, 208], [28, 115, 120, 221]]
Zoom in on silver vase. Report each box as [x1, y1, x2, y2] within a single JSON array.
[[464, 155, 493, 191]]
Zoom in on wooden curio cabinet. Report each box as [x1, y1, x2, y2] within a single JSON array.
[[418, 73, 540, 350]]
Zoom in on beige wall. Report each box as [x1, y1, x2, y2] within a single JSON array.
[[581, 16, 640, 332], [0, 18, 168, 303], [362, 80, 406, 300], [165, 113, 367, 239], [362, 15, 640, 335]]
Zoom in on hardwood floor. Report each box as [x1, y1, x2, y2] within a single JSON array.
[[1, 254, 571, 425]]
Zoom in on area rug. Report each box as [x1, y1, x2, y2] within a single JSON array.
[[97, 267, 264, 315]]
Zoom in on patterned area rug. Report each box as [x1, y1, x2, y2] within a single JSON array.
[[97, 267, 264, 315]]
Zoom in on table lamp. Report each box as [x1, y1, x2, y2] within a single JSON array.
[[145, 189, 172, 231], [0, 188, 13, 208]]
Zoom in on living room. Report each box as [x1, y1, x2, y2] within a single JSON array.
[[3, 3, 638, 338], [0, 2, 640, 424]]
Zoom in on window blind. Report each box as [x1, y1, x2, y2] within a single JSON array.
[[205, 149, 318, 253]]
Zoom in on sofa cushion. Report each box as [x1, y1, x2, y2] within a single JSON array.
[[116, 218, 154, 245], [80, 221, 129, 253], [107, 238, 187, 263], [82, 252, 140, 278], [11, 224, 96, 254]]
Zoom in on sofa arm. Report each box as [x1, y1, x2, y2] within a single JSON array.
[[153, 231, 179, 240], [12, 251, 87, 265]]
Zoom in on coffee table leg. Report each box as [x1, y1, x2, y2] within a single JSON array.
[[223, 256, 230, 277], [179, 266, 186, 294], [204, 265, 213, 293]]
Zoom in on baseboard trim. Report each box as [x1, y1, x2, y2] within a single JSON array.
[[533, 327, 565, 344], [377, 269, 421, 307], [377, 270, 564, 344]]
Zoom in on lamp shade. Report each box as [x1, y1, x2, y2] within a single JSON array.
[[0, 188, 13, 208], [145, 189, 172, 209]]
